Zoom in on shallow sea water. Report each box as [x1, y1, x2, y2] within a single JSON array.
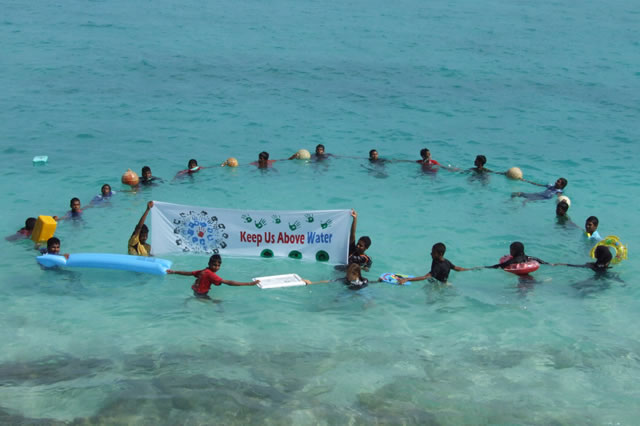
[[1, 0, 640, 423]]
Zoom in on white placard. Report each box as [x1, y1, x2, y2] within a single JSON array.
[[254, 274, 307, 289]]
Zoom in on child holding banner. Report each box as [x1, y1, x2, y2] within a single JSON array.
[[348, 209, 372, 270], [167, 254, 259, 298]]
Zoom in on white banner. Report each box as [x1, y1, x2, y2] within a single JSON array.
[[151, 202, 351, 264]]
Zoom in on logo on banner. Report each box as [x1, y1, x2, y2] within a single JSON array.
[[173, 210, 228, 254]]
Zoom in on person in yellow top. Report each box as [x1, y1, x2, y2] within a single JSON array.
[[128, 201, 153, 256]]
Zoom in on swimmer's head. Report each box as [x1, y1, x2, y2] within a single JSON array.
[[25, 217, 36, 231], [556, 201, 569, 216], [141, 166, 152, 179], [474, 155, 487, 167], [101, 184, 112, 197], [70, 197, 81, 212], [188, 159, 198, 170], [315, 144, 325, 155], [431, 242, 446, 260], [139, 224, 149, 244], [259, 151, 269, 161], [585, 216, 599, 234], [555, 178, 568, 189], [208, 254, 222, 271], [346, 263, 362, 281], [369, 149, 379, 161], [509, 242, 525, 257], [594, 245, 612, 268], [355, 236, 371, 254], [420, 148, 430, 160], [47, 237, 61, 254]]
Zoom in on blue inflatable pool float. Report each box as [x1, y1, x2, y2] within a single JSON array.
[[37, 253, 172, 275]]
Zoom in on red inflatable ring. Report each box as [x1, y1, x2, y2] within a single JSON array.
[[499, 255, 540, 275]]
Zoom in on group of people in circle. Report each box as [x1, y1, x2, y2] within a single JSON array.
[[9, 144, 621, 299]]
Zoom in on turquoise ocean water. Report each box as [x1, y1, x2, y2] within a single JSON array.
[[2, 0, 640, 423]]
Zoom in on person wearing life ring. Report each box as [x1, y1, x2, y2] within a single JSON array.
[[485, 242, 549, 275], [555, 245, 613, 273], [590, 235, 627, 264]]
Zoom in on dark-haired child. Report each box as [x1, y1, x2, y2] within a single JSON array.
[[556, 200, 569, 217], [555, 200, 579, 228], [512, 177, 567, 202], [468, 155, 504, 174], [416, 148, 440, 166], [140, 166, 163, 186], [485, 242, 549, 269], [91, 184, 115, 204], [128, 201, 153, 256], [175, 159, 202, 179], [313, 144, 334, 161], [368, 149, 390, 164], [556, 246, 624, 292], [38, 237, 69, 259], [6, 217, 36, 241], [348, 209, 372, 270], [585, 216, 603, 242], [167, 254, 259, 298], [555, 246, 612, 273], [250, 151, 276, 168], [57, 198, 83, 221], [304, 263, 369, 291], [397, 242, 476, 285]]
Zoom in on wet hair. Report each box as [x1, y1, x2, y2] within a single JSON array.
[[557, 178, 568, 189], [586, 216, 599, 227], [358, 236, 371, 249], [369, 149, 378, 157], [259, 151, 269, 160], [432, 242, 446, 257], [25, 217, 36, 230], [209, 254, 222, 264], [475, 155, 487, 166], [556, 201, 569, 214], [509, 242, 525, 257], [140, 224, 149, 234], [594, 245, 612, 266], [420, 148, 429, 158], [47, 237, 61, 249], [188, 159, 198, 168], [346, 263, 362, 281], [70, 197, 80, 206], [141, 166, 151, 174]]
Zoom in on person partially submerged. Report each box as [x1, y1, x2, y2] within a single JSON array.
[[512, 177, 567, 202], [167, 254, 259, 299], [485, 241, 549, 269], [555, 245, 613, 274]]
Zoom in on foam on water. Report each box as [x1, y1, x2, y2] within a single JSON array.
[[1, 0, 640, 423]]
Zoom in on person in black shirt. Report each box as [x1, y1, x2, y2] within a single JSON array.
[[397, 242, 477, 285], [555, 245, 614, 274], [485, 241, 548, 269], [348, 209, 372, 270]]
